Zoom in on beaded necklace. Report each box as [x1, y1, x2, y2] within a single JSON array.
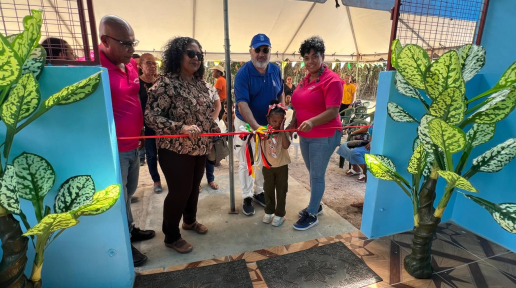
[[299, 64, 326, 88]]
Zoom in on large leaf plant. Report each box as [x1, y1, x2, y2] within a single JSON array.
[[0, 10, 120, 288], [366, 39, 516, 278]]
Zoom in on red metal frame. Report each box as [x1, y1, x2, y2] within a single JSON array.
[[475, 0, 490, 45], [386, 0, 401, 71]]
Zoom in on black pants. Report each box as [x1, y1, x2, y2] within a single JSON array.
[[159, 149, 206, 243], [339, 103, 350, 113], [262, 165, 289, 217]]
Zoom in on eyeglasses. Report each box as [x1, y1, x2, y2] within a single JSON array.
[[254, 47, 270, 54], [105, 35, 139, 49], [186, 50, 204, 61]]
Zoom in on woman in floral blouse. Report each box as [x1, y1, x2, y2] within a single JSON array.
[[145, 37, 220, 254]]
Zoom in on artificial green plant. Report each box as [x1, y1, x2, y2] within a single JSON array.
[[366, 39, 516, 278], [0, 10, 121, 288]]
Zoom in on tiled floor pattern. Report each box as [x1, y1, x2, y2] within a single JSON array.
[[137, 222, 516, 287]]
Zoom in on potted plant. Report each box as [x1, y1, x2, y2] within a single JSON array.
[[0, 10, 120, 288], [365, 39, 516, 278]]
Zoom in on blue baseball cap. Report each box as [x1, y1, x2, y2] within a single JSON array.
[[250, 34, 271, 48]]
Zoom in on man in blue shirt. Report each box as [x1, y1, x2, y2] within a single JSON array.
[[234, 33, 284, 216]]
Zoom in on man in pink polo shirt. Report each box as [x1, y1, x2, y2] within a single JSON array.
[[99, 15, 154, 267]]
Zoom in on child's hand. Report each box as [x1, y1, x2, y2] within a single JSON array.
[[279, 118, 286, 131]]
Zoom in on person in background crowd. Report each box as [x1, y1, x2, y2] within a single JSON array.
[[41, 37, 77, 61], [138, 53, 163, 193], [340, 74, 355, 112], [287, 36, 343, 231], [284, 76, 296, 102], [99, 15, 155, 267], [204, 81, 222, 190], [145, 37, 220, 254], [234, 33, 284, 216], [210, 65, 227, 120], [132, 53, 146, 165]]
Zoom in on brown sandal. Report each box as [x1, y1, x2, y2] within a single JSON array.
[[182, 221, 208, 234], [208, 181, 219, 190], [165, 238, 193, 254]]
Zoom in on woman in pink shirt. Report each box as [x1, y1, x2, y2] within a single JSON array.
[[287, 36, 343, 231]]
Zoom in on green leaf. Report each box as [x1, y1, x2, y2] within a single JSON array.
[[492, 61, 516, 91], [425, 50, 465, 100], [365, 154, 398, 182], [391, 39, 402, 69], [471, 138, 516, 173], [395, 72, 423, 100], [0, 33, 23, 87], [73, 185, 121, 217], [54, 175, 96, 213], [43, 72, 101, 108], [397, 44, 431, 90], [23, 213, 79, 236], [11, 12, 42, 62], [463, 194, 516, 234], [428, 88, 465, 125], [387, 102, 418, 123], [6, 34, 18, 43], [0, 165, 20, 215], [466, 123, 496, 147], [423, 152, 435, 178], [417, 114, 437, 152], [22, 45, 46, 79], [14, 152, 55, 201], [465, 89, 516, 125], [408, 144, 425, 175], [428, 118, 466, 154], [438, 170, 478, 192], [457, 44, 486, 82]]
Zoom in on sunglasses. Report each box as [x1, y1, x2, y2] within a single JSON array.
[[254, 47, 270, 54], [105, 35, 139, 49], [186, 50, 204, 61]]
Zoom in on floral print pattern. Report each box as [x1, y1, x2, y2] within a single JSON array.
[[145, 73, 221, 156]]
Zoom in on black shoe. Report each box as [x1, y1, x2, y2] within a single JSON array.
[[131, 196, 139, 204], [253, 192, 266, 207], [131, 227, 156, 242], [132, 245, 148, 267], [293, 212, 319, 231], [242, 197, 255, 216], [298, 205, 324, 217], [140, 160, 146, 166]]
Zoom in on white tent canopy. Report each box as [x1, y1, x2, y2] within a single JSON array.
[[91, 0, 393, 62]]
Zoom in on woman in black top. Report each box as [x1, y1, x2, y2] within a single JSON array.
[[284, 76, 295, 108], [139, 53, 162, 193]]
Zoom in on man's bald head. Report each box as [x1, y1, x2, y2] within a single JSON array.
[[99, 15, 136, 65]]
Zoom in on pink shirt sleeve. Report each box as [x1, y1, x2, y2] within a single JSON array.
[[325, 80, 344, 108]]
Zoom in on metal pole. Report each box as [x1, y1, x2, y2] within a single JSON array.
[[223, 0, 237, 214], [386, 0, 401, 71], [475, 0, 490, 45]]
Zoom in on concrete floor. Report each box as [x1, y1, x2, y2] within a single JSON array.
[[131, 169, 357, 273]]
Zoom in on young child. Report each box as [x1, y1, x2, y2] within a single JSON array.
[[262, 100, 291, 227]]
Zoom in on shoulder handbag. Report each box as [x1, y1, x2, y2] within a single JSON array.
[[207, 137, 230, 163]]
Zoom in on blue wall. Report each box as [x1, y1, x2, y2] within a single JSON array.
[[0, 67, 134, 287], [362, 0, 516, 252]]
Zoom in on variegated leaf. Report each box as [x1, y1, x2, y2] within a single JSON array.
[[466, 89, 516, 124], [428, 118, 466, 154], [387, 102, 418, 123], [438, 170, 478, 193], [11, 12, 42, 62], [14, 152, 55, 201], [466, 123, 496, 147], [22, 45, 46, 79], [457, 44, 486, 82], [6, 34, 18, 43], [492, 61, 516, 91], [0, 33, 23, 87], [471, 138, 516, 173], [417, 114, 437, 152], [395, 72, 423, 100], [54, 175, 96, 213], [397, 44, 430, 90], [365, 154, 398, 182], [1, 73, 40, 128], [423, 152, 435, 178], [23, 213, 79, 236], [463, 194, 516, 234], [428, 88, 465, 125], [0, 165, 20, 215], [425, 50, 465, 100], [391, 39, 402, 69], [44, 72, 101, 108], [408, 144, 425, 175], [73, 185, 120, 217]]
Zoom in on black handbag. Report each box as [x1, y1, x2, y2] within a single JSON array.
[[346, 140, 369, 148]]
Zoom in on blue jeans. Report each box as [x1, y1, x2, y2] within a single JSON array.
[[300, 130, 342, 216], [119, 149, 140, 232], [205, 136, 218, 183], [145, 128, 161, 183]]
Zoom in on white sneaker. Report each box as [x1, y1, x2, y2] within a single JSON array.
[[272, 216, 285, 227], [263, 213, 274, 224]]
